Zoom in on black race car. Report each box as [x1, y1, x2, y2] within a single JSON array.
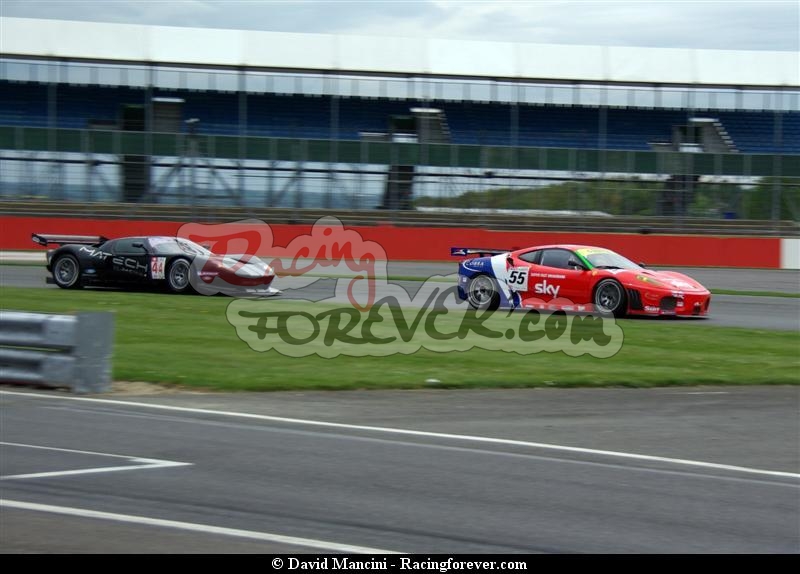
[[32, 233, 279, 296]]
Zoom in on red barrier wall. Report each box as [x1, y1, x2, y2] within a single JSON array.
[[1, 216, 781, 268]]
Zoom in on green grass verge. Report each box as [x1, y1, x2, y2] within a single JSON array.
[[2, 286, 798, 391], [710, 289, 800, 298]]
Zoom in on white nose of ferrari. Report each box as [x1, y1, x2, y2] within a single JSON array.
[[228, 257, 274, 279]]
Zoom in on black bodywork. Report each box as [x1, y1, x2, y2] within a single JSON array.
[[34, 234, 200, 291]]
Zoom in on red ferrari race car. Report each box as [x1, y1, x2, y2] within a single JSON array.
[[453, 244, 711, 317]]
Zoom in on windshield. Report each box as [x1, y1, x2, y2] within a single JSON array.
[[577, 248, 640, 270], [176, 238, 212, 256], [149, 237, 213, 256]]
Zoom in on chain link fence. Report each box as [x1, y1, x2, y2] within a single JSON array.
[[1, 127, 797, 224]]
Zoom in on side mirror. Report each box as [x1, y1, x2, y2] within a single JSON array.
[[132, 242, 144, 249], [638, 261, 647, 269]]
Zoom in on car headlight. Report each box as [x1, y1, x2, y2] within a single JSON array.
[[636, 274, 667, 288], [235, 265, 263, 278]]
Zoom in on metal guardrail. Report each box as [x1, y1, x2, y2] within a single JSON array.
[[0, 311, 114, 394]]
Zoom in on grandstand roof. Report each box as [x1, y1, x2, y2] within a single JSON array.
[[1, 16, 798, 88]]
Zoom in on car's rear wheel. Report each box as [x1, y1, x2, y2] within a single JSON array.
[[466, 274, 500, 311], [167, 258, 194, 294], [52, 254, 82, 289], [594, 279, 627, 317]]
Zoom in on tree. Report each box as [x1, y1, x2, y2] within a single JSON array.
[[741, 178, 799, 221]]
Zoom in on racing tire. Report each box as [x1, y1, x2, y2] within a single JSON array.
[[166, 258, 195, 294], [466, 274, 500, 311], [52, 254, 83, 289], [593, 279, 627, 318]]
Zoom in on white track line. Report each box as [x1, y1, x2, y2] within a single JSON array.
[[0, 499, 397, 554], [2, 390, 799, 480], [0, 441, 191, 480], [2, 440, 178, 461], [1, 464, 185, 481], [40, 404, 800, 489]]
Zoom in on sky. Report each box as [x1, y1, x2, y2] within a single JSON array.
[[1, 0, 798, 52]]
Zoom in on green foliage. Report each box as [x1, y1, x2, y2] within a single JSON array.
[[417, 179, 662, 215], [740, 178, 800, 221], [417, 177, 799, 220]]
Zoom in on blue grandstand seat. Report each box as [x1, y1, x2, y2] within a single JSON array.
[[1, 81, 798, 153]]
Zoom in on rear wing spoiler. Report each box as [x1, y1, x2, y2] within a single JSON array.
[[450, 247, 510, 257], [32, 233, 109, 247]]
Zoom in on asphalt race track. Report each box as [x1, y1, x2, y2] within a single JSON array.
[[2, 263, 798, 553], [2, 264, 798, 331], [1, 387, 799, 553]]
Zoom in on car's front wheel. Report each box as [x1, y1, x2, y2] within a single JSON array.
[[594, 279, 627, 317], [52, 254, 83, 289], [466, 274, 500, 311], [167, 258, 194, 294]]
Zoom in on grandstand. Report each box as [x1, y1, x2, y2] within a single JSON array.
[[2, 84, 798, 153], [0, 16, 798, 223]]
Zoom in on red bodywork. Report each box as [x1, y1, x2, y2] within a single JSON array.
[[465, 244, 711, 317], [198, 254, 275, 288]]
